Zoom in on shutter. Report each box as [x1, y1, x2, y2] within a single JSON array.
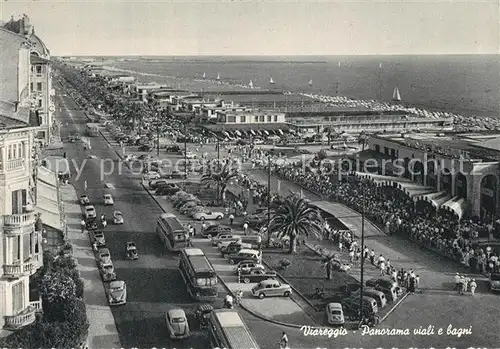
[[22, 189, 27, 206], [12, 190, 19, 214]]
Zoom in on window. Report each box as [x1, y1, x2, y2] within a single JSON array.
[[12, 145, 17, 159], [274, 115, 278, 122], [36, 82, 42, 91], [7, 145, 12, 160], [267, 115, 272, 122], [35, 65, 42, 74], [23, 234, 30, 261], [259, 115, 265, 122], [227, 115, 236, 123], [254, 116, 258, 122], [30, 232, 34, 255], [30, 82, 33, 92], [38, 99, 42, 108], [12, 282, 25, 314], [240, 115, 246, 123]]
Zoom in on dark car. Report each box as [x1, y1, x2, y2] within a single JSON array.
[[221, 242, 248, 257], [239, 268, 277, 284], [166, 145, 181, 153], [157, 185, 181, 196], [149, 180, 167, 190], [243, 214, 266, 229], [86, 217, 98, 230], [139, 145, 153, 152], [201, 224, 232, 238]]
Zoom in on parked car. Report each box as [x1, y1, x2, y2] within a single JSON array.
[[221, 242, 250, 257], [103, 194, 114, 205], [113, 211, 124, 224], [143, 171, 161, 180], [157, 186, 181, 196], [165, 308, 190, 339], [79, 194, 90, 205], [201, 224, 231, 238], [84, 205, 96, 219], [92, 231, 106, 246], [489, 273, 500, 292], [326, 302, 345, 326], [179, 202, 201, 215], [99, 263, 117, 281], [184, 151, 196, 159], [139, 145, 153, 152], [185, 206, 206, 216], [251, 279, 292, 299], [239, 267, 276, 284], [105, 280, 127, 306], [95, 247, 111, 265], [243, 214, 266, 229], [233, 260, 265, 274], [213, 234, 241, 247], [193, 211, 224, 221], [226, 248, 260, 264], [166, 145, 181, 153], [149, 179, 167, 190], [365, 277, 400, 301], [163, 171, 187, 179]]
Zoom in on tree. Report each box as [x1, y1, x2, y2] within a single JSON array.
[[201, 161, 240, 202], [268, 194, 324, 253], [39, 271, 76, 321]]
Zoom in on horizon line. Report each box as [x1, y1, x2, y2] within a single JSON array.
[[54, 53, 500, 57]]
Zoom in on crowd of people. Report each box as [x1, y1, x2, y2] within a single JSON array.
[[271, 161, 500, 279]]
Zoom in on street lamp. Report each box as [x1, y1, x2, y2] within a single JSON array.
[[266, 153, 272, 247], [184, 121, 188, 180], [359, 188, 366, 326], [209, 131, 221, 202]]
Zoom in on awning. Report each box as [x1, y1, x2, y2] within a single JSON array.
[[277, 129, 284, 136], [397, 182, 436, 200], [38, 166, 58, 187], [234, 130, 242, 137], [223, 131, 230, 138], [416, 191, 451, 209], [36, 180, 63, 231], [249, 129, 256, 136], [440, 196, 467, 219], [263, 130, 270, 136]]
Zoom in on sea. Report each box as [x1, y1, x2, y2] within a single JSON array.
[[100, 55, 499, 118]]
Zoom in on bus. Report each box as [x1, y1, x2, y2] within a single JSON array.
[[85, 123, 99, 137], [208, 309, 260, 349], [156, 213, 187, 251], [179, 248, 218, 301]]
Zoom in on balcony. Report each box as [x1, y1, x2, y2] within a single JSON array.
[[29, 299, 43, 313], [3, 306, 36, 330], [0, 159, 25, 172], [3, 212, 36, 234], [3, 260, 36, 278]]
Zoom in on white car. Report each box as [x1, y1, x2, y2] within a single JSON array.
[[104, 194, 114, 205], [105, 280, 127, 306], [326, 302, 345, 326], [192, 211, 224, 221], [165, 308, 190, 339], [143, 171, 160, 180], [212, 234, 241, 247], [79, 194, 90, 205], [184, 151, 196, 159], [84, 205, 96, 219], [113, 211, 124, 224]]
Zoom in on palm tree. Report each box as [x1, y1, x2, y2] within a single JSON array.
[[268, 194, 324, 254], [201, 161, 239, 203]]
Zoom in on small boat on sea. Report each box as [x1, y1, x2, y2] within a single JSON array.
[[379, 63, 382, 69], [249, 80, 254, 89], [338, 61, 341, 67], [202, 72, 206, 79], [308, 79, 313, 86], [392, 86, 401, 101], [269, 77, 274, 84], [216, 73, 220, 81]]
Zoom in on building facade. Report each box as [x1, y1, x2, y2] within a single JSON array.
[[3, 15, 53, 146], [0, 21, 44, 331], [367, 134, 500, 219]]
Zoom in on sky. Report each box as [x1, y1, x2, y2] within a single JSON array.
[[1, 0, 498, 56]]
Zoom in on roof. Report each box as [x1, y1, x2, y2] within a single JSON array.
[[30, 54, 50, 64], [168, 308, 186, 317], [203, 122, 291, 132], [183, 248, 204, 256], [0, 114, 29, 129], [214, 310, 244, 327]]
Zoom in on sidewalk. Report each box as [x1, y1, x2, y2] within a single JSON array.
[[60, 185, 121, 349]]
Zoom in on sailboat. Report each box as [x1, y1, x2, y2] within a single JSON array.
[[249, 80, 254, 89], [392, 86, 401, 101], [269, 77, 274, 84], [338, 61, 341, 67], [216, 73, 220, 81], [202, 72, 206, 79], [308, 79, 313, 86], [379, 63, 382, 69]]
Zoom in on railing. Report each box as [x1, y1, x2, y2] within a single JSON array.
[[3, 212, 35, 227], [3, 260, 35, 278], [29, 299, 43, 312], [3, 306, 36, 330], [3, 159, 25, 171]]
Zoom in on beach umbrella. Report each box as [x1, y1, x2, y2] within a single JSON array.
[[223, 131, 230, 138], [249, 129, 256, 136], [263, 130, 270, 136], [277, 129, 284, 136], [234, 130, 242, 137]]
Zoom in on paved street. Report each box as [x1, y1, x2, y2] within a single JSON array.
[[55, 81, 500, 348]]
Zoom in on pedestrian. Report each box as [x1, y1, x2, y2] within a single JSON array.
[[229, 214, 234, 226], [415, 274, 420, 290], [408, 276, 416, 293], [243, 222, 249, 235], [338, 241, 343, 252], [379, 261, 386, 276], [201, 222, 207, 235], [369, 249, 375, 265], [349, 249, 354, 263], [185, 232, 193, 247], [188, 224, 194, 237], [279, 331, 289, 349], [454, 272, 461, 291], [469, 279, 477, 295], [80, 219, 86, 234]]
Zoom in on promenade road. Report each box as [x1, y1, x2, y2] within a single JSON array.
[[55, 82, 212, 348]]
